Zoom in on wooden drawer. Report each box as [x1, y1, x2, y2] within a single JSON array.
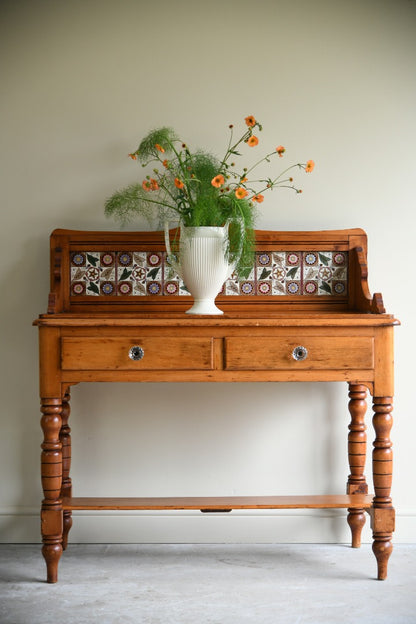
[[225, 336, 374, 370], [61, 337, 213, 370]]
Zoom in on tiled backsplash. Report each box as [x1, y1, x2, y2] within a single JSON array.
[[70, 250, 348, 297]]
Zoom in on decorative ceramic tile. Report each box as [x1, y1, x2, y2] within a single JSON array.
[[222, 251, 348, 296], [71, 251, 189, 297], [70, 250, 348, 297]]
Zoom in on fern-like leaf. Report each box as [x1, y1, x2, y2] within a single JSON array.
[[136, 127, 180, 162], [105, 183, 160, 225]]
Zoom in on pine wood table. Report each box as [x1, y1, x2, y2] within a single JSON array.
[[34, 228, 399, 582]]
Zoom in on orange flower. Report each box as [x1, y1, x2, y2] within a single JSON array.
[[276, 146, 285, 157], [305, 160, 315, 173], [240, 177, 248, 183], [211, 174, 225, 188], [150, 178, 159, 190], [252, 194, 264, 203], [174, 178, 184, 189], [245, 115, 256, 127], [247, 135, 259, 147], [128, 153, 137, 160], [142, 179, 152, 192], [162, 159, 168, 168], [235, 187, 248, 199], [155, 144, 165, 153]]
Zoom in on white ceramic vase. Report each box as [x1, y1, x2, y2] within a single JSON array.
[[164, 224, 236, 315]]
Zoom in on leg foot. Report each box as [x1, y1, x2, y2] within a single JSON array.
[[372, 538, 393, 580], [347, 509, 366, 548], [42, 541, 63, 583]]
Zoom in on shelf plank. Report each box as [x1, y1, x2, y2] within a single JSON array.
[[63, 495, 373, 511]]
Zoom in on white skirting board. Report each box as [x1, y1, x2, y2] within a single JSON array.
[[1, 508, 415, 544]]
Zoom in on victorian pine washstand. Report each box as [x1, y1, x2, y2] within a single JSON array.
[[34, 228, 399, 582]]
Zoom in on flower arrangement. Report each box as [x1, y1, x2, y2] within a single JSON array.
[[105, 115, 314, 276]]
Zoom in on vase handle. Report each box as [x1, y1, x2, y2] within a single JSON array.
[[225, 217, 245, 279], [164, 222, 182, 279]]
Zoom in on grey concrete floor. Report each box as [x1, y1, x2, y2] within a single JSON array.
[[0, 544, 415, 624]]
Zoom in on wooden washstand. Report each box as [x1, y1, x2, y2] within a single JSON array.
[[34, 228, 399, 582]]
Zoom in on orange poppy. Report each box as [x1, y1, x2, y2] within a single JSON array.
[[247, 135, 259, 147], [305, 160, 315, 172], [150, 178, 159, 190], [276, 146, 285, 157], [245, 115, 256, 127], [211, 174, 225, 188], [174, 178, 184, 189], [162, 159, 168, 168], [142, 179, 152, 192], [252, 194, 264, 203], [235, 187, 248, 199], [155, 144, 165, 153], [128, 153, 137, 160]]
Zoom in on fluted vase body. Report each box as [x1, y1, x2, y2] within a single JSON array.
[[165, 225, 235, 315]]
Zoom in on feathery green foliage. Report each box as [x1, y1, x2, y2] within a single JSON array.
[[105, 117, 314, 277], [104, 183, 155, 225], [136, 127, 179, 162]]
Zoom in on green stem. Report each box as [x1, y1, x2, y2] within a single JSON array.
[[158, 182, 180, 206], [245, 163, 303, 197], [242, 151, 278, 177], [271, 163, 303, 183], [244, 165, 303, 198], [135, 194, 183, 216], [247, 181, 300, 199], [224, 125, 234, 161], [219, 128, 252, 170], [164, 138, 195, 208]]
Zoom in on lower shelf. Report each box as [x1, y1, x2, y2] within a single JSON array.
[[62, 494, 373, 511]]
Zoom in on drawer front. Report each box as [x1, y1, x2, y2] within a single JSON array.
[[225, 336, 374, 370], [61, 337, 213, 370]]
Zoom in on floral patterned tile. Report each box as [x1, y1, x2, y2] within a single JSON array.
[[70, 250, 348, 297]]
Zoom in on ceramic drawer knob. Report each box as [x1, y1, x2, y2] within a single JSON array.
[[128, 346, 145, 361], [292, 346, 308, 361]]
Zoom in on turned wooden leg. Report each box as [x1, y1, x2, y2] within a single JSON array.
[[60, 390, 72, 550], [41, 397, 63, 583], [371, 396, 395, 580], [346, 384, 368, 548]]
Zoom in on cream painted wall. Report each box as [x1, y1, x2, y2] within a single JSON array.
[[1, 0, 415, 544]]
